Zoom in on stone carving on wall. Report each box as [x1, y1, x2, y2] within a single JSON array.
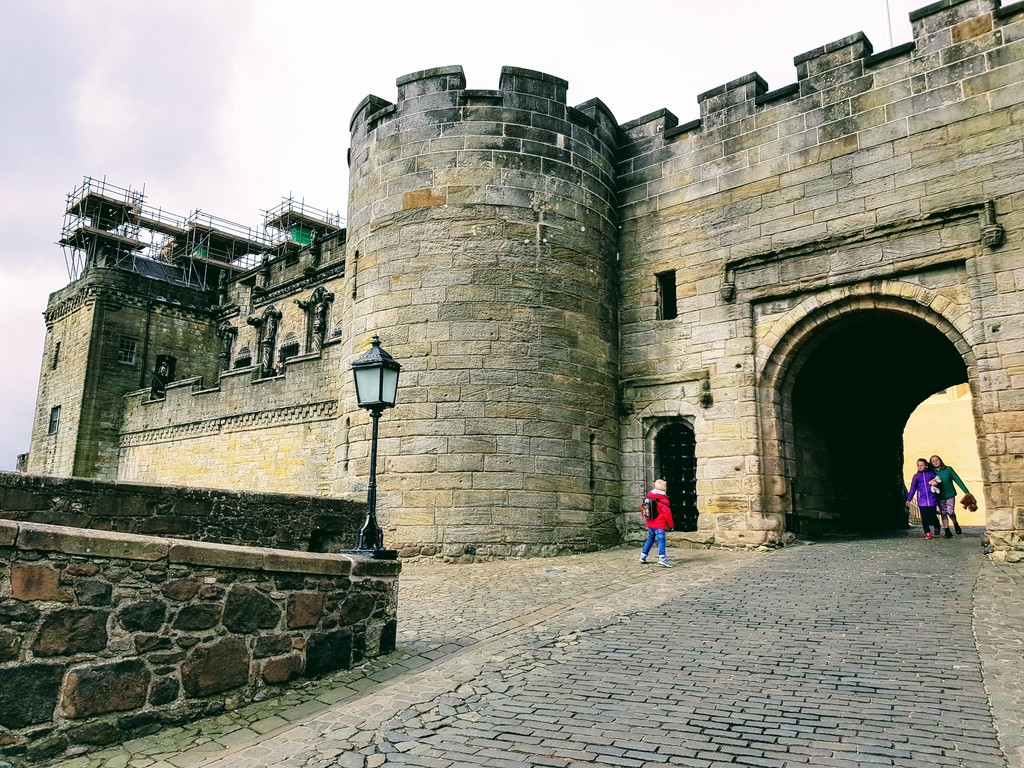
[[981, 200, 1005, 249], [296, 286, 335, 354], [217, 322, 237, 371], [246, 305, 282, 378]]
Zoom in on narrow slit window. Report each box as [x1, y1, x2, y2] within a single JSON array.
[[51, 341, 61, 369], [48, 406, 61, 434], [656, 270, 677, 320]]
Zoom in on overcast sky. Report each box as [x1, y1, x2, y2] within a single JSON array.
[[0, 0, 923, 471]]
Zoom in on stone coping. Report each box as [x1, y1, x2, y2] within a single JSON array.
[[0, 519, 399, 577]]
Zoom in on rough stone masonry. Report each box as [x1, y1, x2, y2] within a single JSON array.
[[21, 0, 1024, 560]]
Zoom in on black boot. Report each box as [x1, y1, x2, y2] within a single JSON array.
[[944, 528, 952, 538], [953, 519, 962, 535]]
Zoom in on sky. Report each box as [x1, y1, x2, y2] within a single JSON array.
[[0, 0, 924, 471]]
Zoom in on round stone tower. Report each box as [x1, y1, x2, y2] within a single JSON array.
[[344, 65, 621, 558]]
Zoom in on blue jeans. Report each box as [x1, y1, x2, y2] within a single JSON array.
[[642, 528, 666, 558]]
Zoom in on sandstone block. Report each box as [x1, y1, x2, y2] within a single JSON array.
[[134, 634, 172, 653], [0, 519, 16, 547], [149, 676, 180, 706], [11, 563, 72, 602], [0, 628, 21, 661], [168, 540, 266, 571], [338, 593, 375, 624], [263, 550, 349, 576], [181, 637, 250, 697], [287, 592, 326, 629], [305, 628, 353, 676], [254, 633, 292, 659], [172, 603, 221, 631], [0, 663, 65, 728], [64, 562, 100, 577], [222, 585, 281, 633], [61, 658, 150, 718], [262, 653, 304, 684], [118, 599, 167, 632], [33, 608, 109, 656], [74, 580, 112, 606], [16, 523, 169, 561], [0, 599, 39, 624], [162, 577, 201, 601]]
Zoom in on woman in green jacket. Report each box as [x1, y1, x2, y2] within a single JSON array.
[[929, 455, 969, 538]]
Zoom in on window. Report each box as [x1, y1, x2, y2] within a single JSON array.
[[117, 336, 138, 365], [48, 406, 61, 435], [279, 341, 300, 363], [656, 271, 677, 321], [234, 346, 252, 369], [51, 341, 61, 369]]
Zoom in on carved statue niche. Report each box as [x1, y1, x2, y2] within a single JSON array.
[[216, 322, 238, 371], [216, 270, 229, 305], [246, 305, 282, 377], [296, 286, 335, 354], [309, 230, 322, 270]]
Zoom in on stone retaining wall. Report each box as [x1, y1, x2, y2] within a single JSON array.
[[0, 472, 363, 554], [0, 519, 399, 764]]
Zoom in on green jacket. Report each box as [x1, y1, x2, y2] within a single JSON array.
[[932, 465, 969, 500]]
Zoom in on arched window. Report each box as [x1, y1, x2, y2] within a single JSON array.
[[234, 346, 252, 369]]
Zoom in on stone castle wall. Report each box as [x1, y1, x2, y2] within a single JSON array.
[[615, 0, 1024, 547], [117, 321, 347, 497], [0, 519, 398, 764], [0, 472, 364, 553], [27, 267, 222, 480], [21, 0, 1024, 557], [344, 66, 623, 558]]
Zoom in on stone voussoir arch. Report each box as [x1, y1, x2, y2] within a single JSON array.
[[623, 398, 707, 493], [757, 280, 976, 389], [753, 280, 979, 531]]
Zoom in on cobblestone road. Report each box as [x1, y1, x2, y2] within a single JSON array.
[[61, 531, 1022, 768]]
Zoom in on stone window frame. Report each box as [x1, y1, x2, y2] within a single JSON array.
[[656, 270, 677, 321], [234, 346, 252, 369], [51, 340, 61, 370], [278, 340, 300, 363], [47, 405, 61, 435], [116, 336, 138, 365]]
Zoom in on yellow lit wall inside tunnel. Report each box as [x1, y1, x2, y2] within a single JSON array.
[[902, 384, 986, 526]]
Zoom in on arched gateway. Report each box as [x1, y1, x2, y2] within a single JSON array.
[[758, 289, 980, 537]]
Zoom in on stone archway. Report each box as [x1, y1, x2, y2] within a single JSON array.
[[758, 291, 978, 537]]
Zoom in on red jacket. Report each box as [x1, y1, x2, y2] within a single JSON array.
[[645, 490, 674, 531]]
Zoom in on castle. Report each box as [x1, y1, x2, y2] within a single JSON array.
[[23, 0, 1024, 559]]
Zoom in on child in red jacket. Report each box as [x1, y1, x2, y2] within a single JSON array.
[[640, 478, 675, 568]]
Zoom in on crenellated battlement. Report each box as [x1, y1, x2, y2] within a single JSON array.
[[616, 0, 1023, 221]]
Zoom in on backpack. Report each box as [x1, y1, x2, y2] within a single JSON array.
[[641, 497, 657, 521]]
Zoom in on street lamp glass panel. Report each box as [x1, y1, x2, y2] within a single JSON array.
[[354, 366, 382, 408], [352, 336, 401, 410], [381, 367, 399, 407]]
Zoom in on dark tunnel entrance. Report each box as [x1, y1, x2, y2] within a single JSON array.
[[784, 310, 969, 536]]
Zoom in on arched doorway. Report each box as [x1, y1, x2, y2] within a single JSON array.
[[764, 304, 974, 537], [655, 422, 698, 532]]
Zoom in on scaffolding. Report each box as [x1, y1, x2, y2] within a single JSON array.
[[61, 177, 266, 290], [59, 178, 344, 290], [263, 196, 344, 258]]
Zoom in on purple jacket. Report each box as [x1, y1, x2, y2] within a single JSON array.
[[907, 470, 939, 507]]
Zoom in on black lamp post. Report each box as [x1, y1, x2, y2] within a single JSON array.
[[351, 335, 401, 555]]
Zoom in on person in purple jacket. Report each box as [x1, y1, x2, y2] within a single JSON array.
[[906, 458, 941, 539]]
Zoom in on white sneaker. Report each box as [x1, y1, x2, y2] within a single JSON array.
[[639, 555, 648, 564], [658, 558, 673, 568]]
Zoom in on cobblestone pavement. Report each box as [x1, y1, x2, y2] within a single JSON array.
[[57, 531, 1022, 768]]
